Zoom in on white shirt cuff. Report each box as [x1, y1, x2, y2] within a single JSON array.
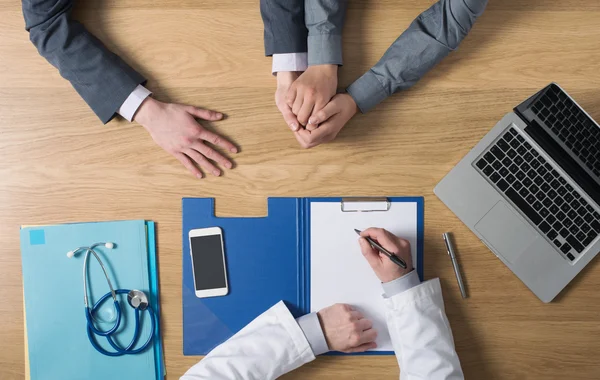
[[382, 270, 422, 298], [272, 53, 308, 75], [117, 84, 152, 122], [296, 312, 329, 356]]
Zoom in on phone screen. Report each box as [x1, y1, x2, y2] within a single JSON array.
[[190, 235, 226, 290]]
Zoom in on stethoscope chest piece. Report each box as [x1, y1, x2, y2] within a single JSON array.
[[127, 289, 149, 311]]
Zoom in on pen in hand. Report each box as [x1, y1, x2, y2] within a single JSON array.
[[354, 229, 407, 269]]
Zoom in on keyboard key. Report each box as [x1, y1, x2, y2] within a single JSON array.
[[506, 174, 516, 184], [523, 178, 533, 187], [522, 163, 531, 172], [533, 201, 543, 211], [577, 206, 587, 216], [584, 213, 594, 223], [541, 183, 550, 192], [531, 159, 540, 169], [539, 221, 551, 233], [567, 253, 575, 261], [586, 205, 595, 213], [491, 146, 505, 160], [564, 218, 573, 228], [492, 161, 502, 170], [564, 193, 574, 203], [583, 234, 597, 247], [551, 179, 560, 188], [542, 198, 553, 208], [560, 204, 571, 214], [536, 192, 546, 201], [555, 197, 565, 206], [576, 231, 587, 242], [547, 190, 558, 199], [566, 236, 584, 253], [571, 199, 581, 210], [516, 171, 526, 181], [548, 230, 558, 240], [569, 225, 579, 235], [560, 243, 572, 254], [559, 177, 567, 185], [509, 128, 517, 136], [533, 175, 543, 185], [539, 166, 548, 176], [575, 216, 584, 225], [553, 221, 563, 232], [540, 208, 549, 218], [554, 239, 562, 248], [567, 210, 578, 220], [547, 214, 556, 224], [524, 152, 533, 161], [527, 194, 536, 204], [544, 172, 554, 182], [476, 159, 487, 169], [485, 152, 495, 163], [506, 188, 542, 225], [517, 134, 525, 142], [530, 185, 539, 194], [498, 139, 510, 151], [566, 184, 574, 192], [507, 149, 517, 158], [490, 172, 501, 183], [524, 141, 532, 150], [497, 179, 509, 191], [591, 220, 600, 233], [502, 157, 512, 167], [556, 211, 566, 221], [510, 139, 520, 148], [513, 181, 523, 190], [557, 186, 567, 196], [483, 166, 494, 176], [560, 228, 570, 238], [519, 187, 529, 198], [499, 167, 509, 177]]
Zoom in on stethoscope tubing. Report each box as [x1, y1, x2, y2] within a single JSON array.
[[76, 245, 156, 356]]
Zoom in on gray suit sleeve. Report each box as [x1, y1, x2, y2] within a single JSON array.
[[22, 0, 146, 124], [261, 0, 308, 55], [305, 0, 348, 66], [347, 0, 488, 113]]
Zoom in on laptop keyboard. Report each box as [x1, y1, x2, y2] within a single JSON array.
[[530, 85, 600, 178], [475, 127, 600, 261]]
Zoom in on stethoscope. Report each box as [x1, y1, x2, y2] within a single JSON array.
[[67, 242, 156, 356]]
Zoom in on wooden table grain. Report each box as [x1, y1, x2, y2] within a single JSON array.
[[2, 1, 600, 379]]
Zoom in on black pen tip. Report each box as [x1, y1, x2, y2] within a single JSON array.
[[354, 229, 362, 235]]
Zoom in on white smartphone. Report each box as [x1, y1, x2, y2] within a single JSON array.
[[188, 227, 229, 298]]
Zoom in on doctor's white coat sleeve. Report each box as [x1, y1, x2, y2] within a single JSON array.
[[386, 278, 464, 380], [180, 301, 315, 380]]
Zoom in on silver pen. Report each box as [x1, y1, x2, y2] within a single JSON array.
[[443, 232, 467, 299]]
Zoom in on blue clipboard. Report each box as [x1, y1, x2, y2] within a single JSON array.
[[182, 197, 424, 356]]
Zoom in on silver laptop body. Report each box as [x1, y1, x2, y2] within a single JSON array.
[[435, 83, 600, 302]]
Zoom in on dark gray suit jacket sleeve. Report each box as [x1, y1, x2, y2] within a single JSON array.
[[305, 0, 348, 66], [261, 0, 308, 55], [22, 0, 146, 124], [347, 0, 488, 113]]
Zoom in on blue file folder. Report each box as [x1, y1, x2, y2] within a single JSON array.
[[182, 197, 423, 356], [20, 220, 163, 380]]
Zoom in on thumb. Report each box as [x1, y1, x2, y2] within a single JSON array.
[[186, 106, 223, 121], [308, 99, 339, 126], [359, 237, 381, 269], [278, 103, 301, 132]]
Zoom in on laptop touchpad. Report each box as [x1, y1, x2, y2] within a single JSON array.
[[475, 201, 537, 264]]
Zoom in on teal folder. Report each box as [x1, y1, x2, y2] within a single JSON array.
[[20, 220, 163, 380]]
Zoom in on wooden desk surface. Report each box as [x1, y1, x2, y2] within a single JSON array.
[[2, 1, 600, 379]]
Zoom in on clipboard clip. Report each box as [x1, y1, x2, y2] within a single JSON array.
[[341, 197, 391, 212]]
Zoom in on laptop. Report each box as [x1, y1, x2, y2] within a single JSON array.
[[434, 83, 600, 302]]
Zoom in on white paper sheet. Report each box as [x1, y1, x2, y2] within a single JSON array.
[[310, 201, 418, 352]]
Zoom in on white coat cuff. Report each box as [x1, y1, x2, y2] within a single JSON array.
[[272, 53, 308, 75], [384, 278, 444, 311], [382, 270, 421, 298], [296, 312, 329, 356], [117, 84, 152, 122]]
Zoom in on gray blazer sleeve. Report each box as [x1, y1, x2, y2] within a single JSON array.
[[22, 0, 146, 124], [347, 0, 488, 113], [261, 0, 308, 55], [305, 0, 348, 66]]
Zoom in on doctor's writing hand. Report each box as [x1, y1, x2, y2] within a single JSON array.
[[286, 65, 338, 129], [276, 71, 302, 132], [135, 97, 238, 179], [317, 303, 377, 353], [294, 93, 358, 149], [359, 228, 414, 283]]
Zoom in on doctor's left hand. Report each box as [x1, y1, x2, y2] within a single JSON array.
[[317, 303, 377, 353]]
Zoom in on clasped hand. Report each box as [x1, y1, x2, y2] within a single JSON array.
[[276, 65, 358, 149]]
